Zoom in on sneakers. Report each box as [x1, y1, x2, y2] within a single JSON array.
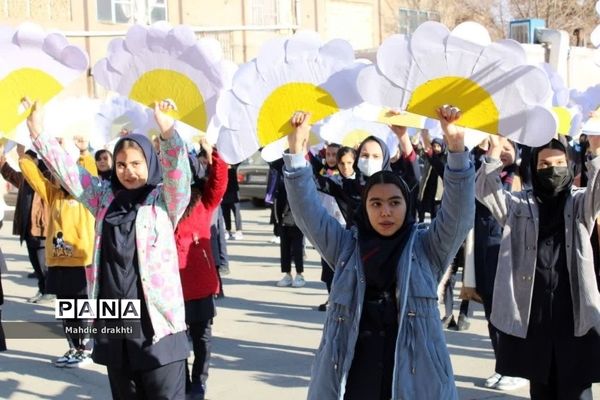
[[27, 291, 43, 303], [441, 315, 457, 330], [64, 349, 92, 368], [317, 301, 328, 312], [37, 294, 56, 304], [219, 265, 231, 276], [226, 231, 233, 240], [484, 372, 502, 388], [268, 236, 281, 244], [292, 274, 306, 288], [276, 273, 293, 287], [456, 314, 471, 331], [27, 272, 38, 279], [54, 348, 77, 367], [494, 376, 528, 391], [233, 231, 243, 240]]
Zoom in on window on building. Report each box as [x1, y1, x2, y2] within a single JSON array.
[[97, 0, 167, 24], [251, 0, 279, 25], [398, 8, 440, 35]]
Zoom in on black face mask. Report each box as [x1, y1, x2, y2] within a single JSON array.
[[535, 166, 572, 195]]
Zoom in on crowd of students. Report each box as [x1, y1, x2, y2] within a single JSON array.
[[0, 97, 599, 400]]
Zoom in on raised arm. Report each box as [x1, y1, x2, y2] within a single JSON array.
[[284, 111, 352, 267], [200, 143, 229, 210], [474, 135, 513, 227], [154, 100, 191, 226], [422, 106, 475, 276], [18, 154, 51, 203], [24, 99, 103, 215], [581, 136, 600, 230]]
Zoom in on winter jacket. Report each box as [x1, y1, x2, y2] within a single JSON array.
[[283, 151, 474, 400], [476, 156, 600, 338], [33, 132, 191, 343], [20, 155, 95, 267], [176, 151, 228, 300], [1, 162, 48, 240]]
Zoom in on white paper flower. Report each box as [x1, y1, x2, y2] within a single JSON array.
[[311, 106, 399, 152], [215, 31, 364, 164], [358, 21, 556, 147], [44, 96, 102, 141], [540, 63, 582, 136], [92, 22, 236, 137], [0, 22, 89, 138]]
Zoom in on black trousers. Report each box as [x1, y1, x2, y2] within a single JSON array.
[[221, 202, 242, 232], [530, 356, 593, 400], [185, 319, 212, 394], [107, 359, 186, 400], [280, 225, 304, 274], [25, 235, 46, 294]]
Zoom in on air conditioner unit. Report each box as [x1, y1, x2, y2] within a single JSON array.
[[509, 19, 546, 44]]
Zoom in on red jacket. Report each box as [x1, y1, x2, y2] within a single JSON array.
[[176, 151, 228, 300]]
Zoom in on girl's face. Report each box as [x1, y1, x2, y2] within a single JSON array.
[[432, 142, 443, 154], [115, 148, 148, 189], [365, 183, 407, 237], [499, 142, 516, 167], [338, 153, 355, 178], [325, 146, 339, 168], [96, 153, 113, 172], [359, 140, 383, 161]]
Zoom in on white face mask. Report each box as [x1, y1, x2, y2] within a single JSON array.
[[357, 157, 383, 177]]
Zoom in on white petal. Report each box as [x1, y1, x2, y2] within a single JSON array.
[[166, 25, 196, 57], [320, 64, 365, 109], [231, 61, 261, 105], [377, 34, 425, 91], [42, 33, 68, 60], [216, 125, 260, 164], [256, 36, 286, 76], [14, 22, 45, 48], [319, 38, 354, 65], [124, 24, 148, 56], [473, 39, 527, 75], [196, 38, 224, 66], [596, 1, 600, 16], [445, 34, 485, 77], [261, 136, 288, 162], [451, 22, 491, 46], [500, 105, 556, 146], [147, 24, 169, 53], [409, 21, 450, 79], [356, 64, 411, 110], [59, 45, 89, 70], [285, 31, 321, 63]]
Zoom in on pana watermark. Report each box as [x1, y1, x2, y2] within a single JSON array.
[[54, 299, 141, 319]]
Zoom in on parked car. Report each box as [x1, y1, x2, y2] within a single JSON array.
[[237, 151, 269, 207]]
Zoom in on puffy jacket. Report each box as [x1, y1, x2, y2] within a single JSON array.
[[176, 151, 228, 300], [283, 151, 474, 400]]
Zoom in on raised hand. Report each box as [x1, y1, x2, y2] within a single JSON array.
[[199, 137, 213, 165], [288, 111, 311, 155], [22, 97, 43, 140], [154, 99, 177, 139], [437, 105, 465, 153], [588, 135, 600, 157]]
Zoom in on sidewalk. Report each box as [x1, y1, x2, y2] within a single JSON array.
[[0, 203, 597, 399]]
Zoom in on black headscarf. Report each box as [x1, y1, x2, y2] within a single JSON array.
[[105, 134, 162, 225], [354, 170, 415, 293], [530, 139, 572, 239], [354, 136, 392, 186]]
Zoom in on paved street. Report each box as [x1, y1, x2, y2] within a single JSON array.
[[0, 203, 598, 399]]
